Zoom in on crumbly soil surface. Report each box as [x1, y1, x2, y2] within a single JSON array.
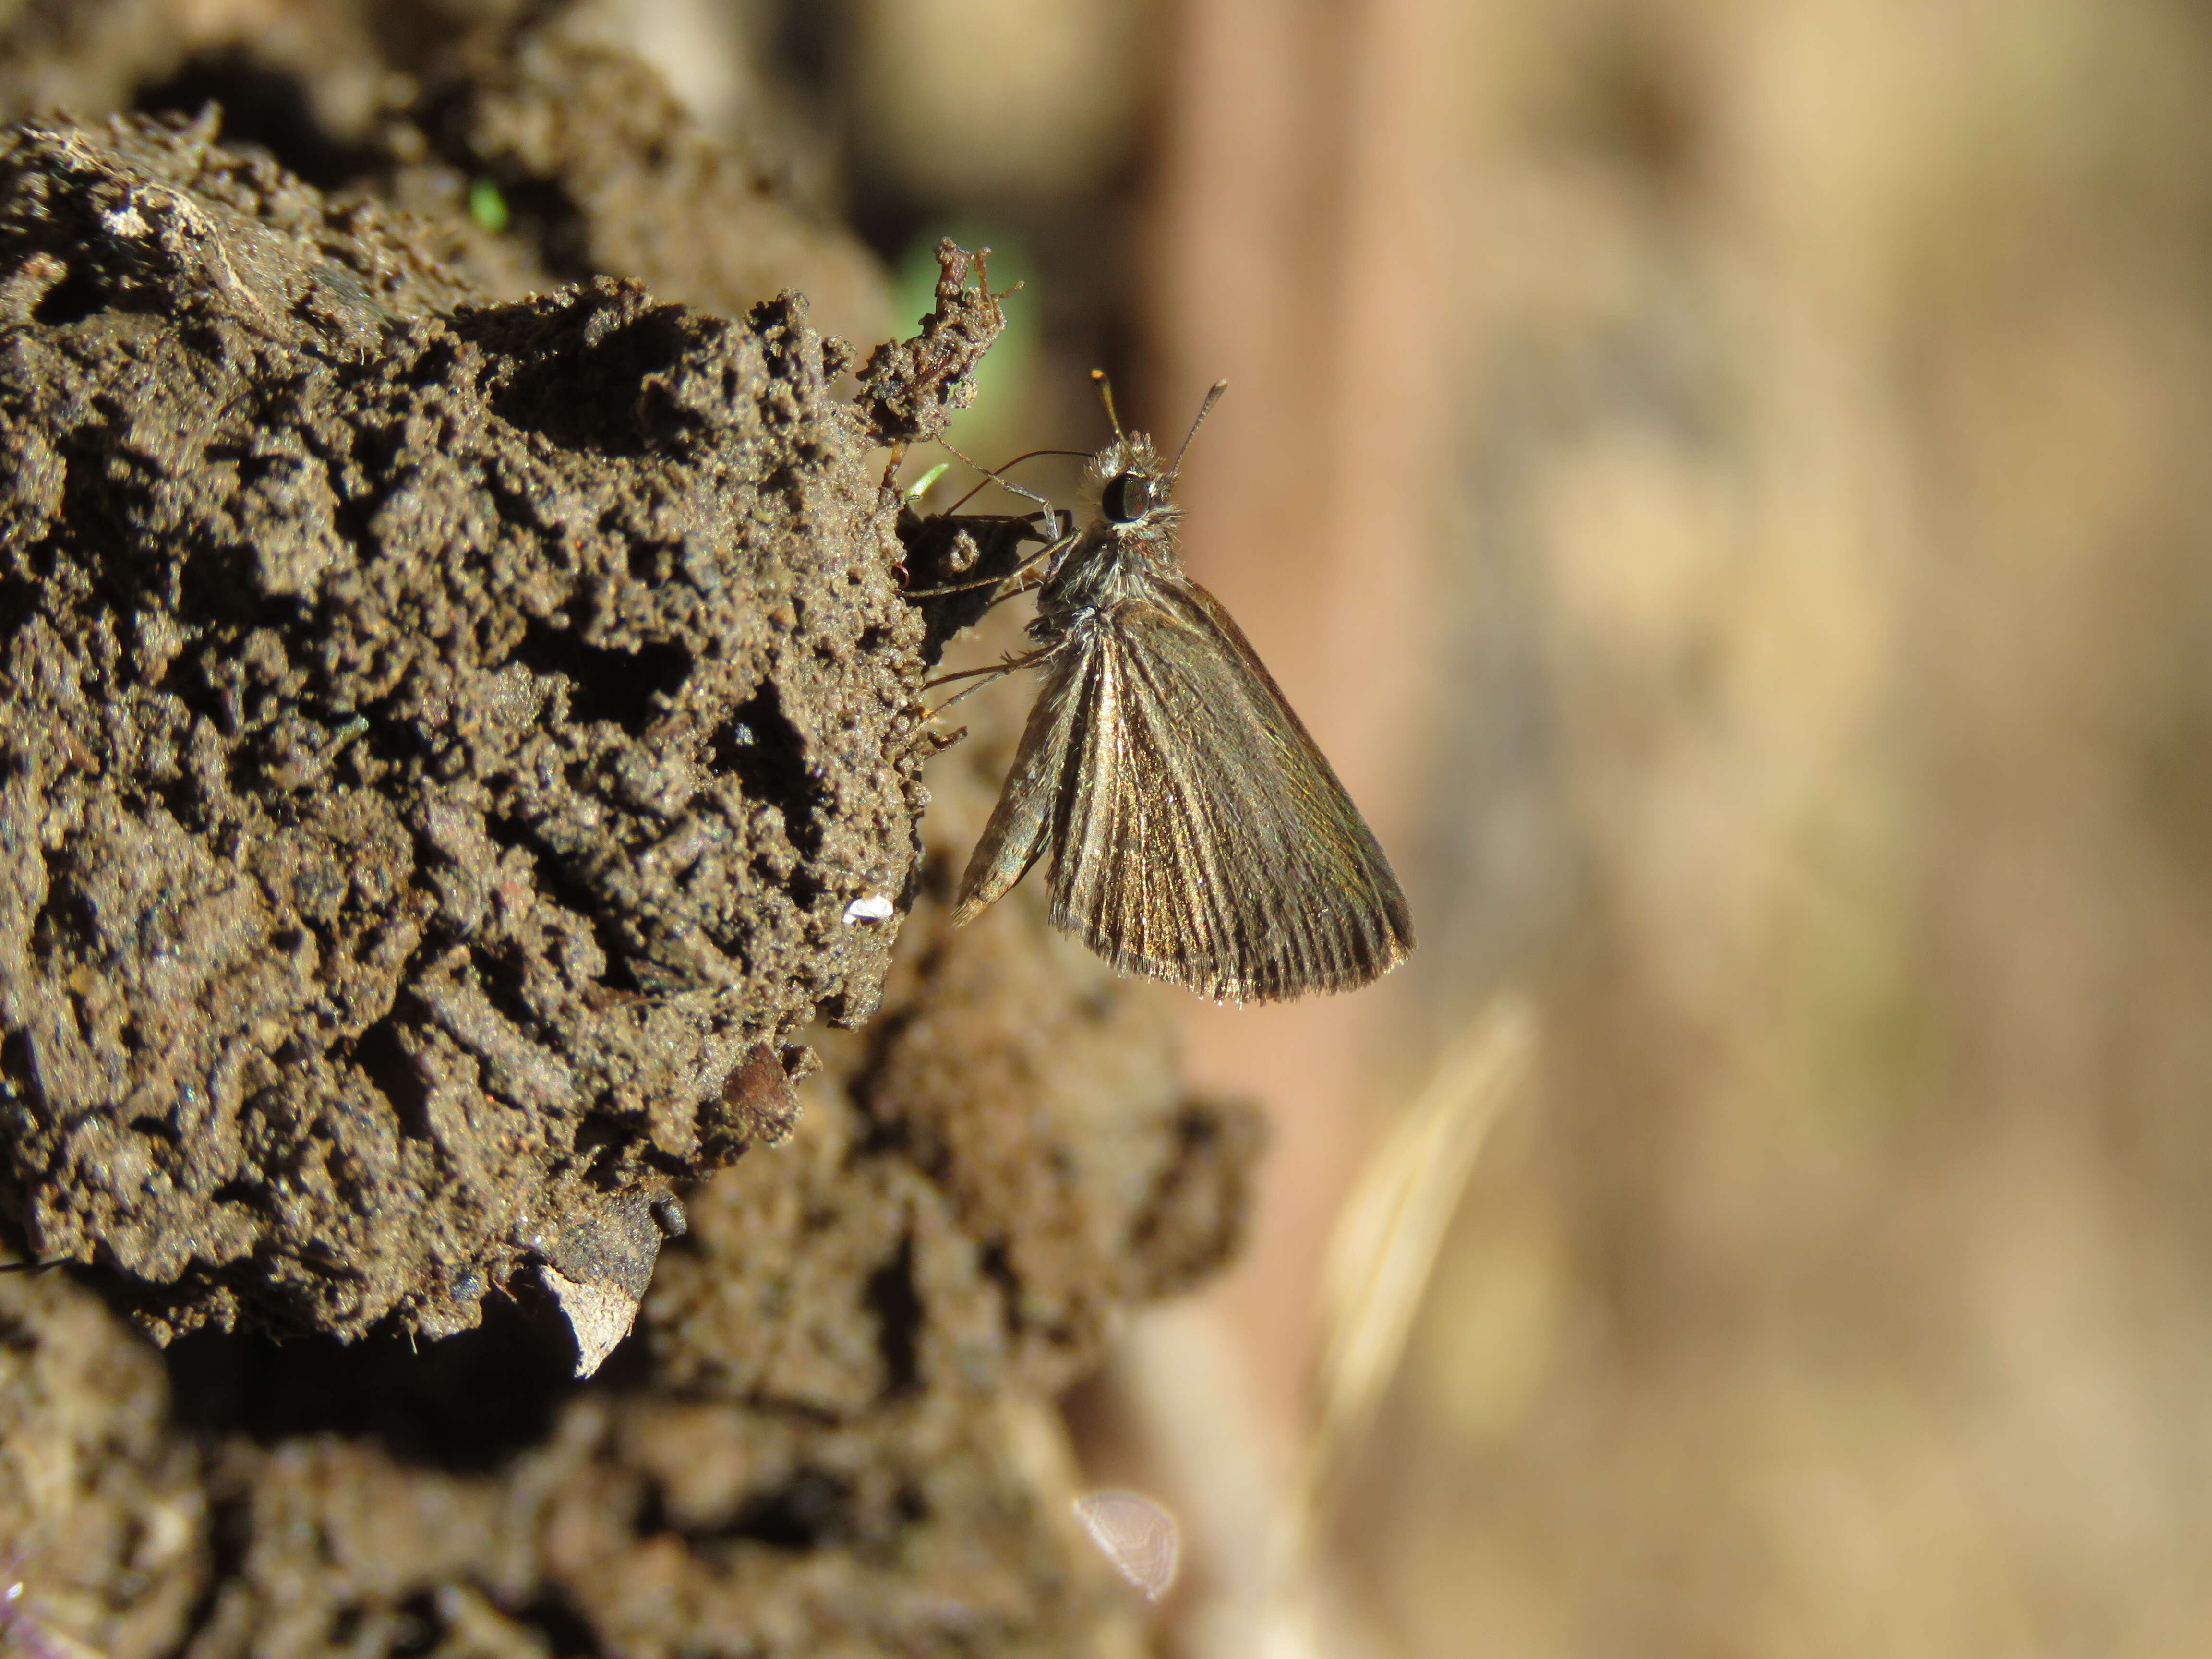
[[0, 107, 929, 1343], [0, 7, 1262, 1657]]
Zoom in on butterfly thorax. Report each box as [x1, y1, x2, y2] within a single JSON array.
[[1039, 520, 1177, 622]]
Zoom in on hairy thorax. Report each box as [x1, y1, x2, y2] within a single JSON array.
[[1036, 521, 1181, 636]]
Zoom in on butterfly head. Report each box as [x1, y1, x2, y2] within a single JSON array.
[[1091, 434, 1175, 529], [1084, 373, 1227, 546]]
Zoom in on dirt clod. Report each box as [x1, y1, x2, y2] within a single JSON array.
[[0, 112, 955, 1344]]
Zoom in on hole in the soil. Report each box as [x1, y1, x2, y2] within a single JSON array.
[[462, 298, 699, 452], [136, 54, 383, 190], [30, 263, 111, 326], [352, 1017, 430, 1137], [163, 1293, 576, 1470], [390, 1589, 442, 1659], [474, 945, 539, 1032], [32, 885, 100, 956], [864, 1237, 921, 1397], [724, 1471, 854, 1551], [179, 1494, 252, 1643], [511, 1589, 604, 1659], [709, 685, 827, 856], [514, 618, 691, 736], [0, 1029, 37, 1101], [979, 1238, 1023, 1338], [485, 817, 643, 996], [154, 776, 204, 835]]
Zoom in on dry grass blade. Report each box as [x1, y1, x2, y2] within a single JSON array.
[[1300, 993, 1540, 1527], [1165, 997, 1539, 1659]]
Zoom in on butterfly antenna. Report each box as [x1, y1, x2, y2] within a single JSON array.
[[1168, 380, 1229, 480], [940, 440, 1063, 541], [1090, 368, 1126, 438]]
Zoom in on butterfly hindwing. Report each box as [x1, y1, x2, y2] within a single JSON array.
[[951, 651, 1083, 924]]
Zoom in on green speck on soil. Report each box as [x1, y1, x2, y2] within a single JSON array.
[[468, 178, 509, 233]]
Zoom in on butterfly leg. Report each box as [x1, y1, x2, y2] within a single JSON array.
[[923, 645, 1053, 716], [940, 436, 1064, 546], [977, 564, 1048, 614]]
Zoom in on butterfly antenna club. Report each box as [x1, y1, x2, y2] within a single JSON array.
[[1168, 380, 1229, 479]]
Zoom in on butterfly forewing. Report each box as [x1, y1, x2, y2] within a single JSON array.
[[1046, 576, 1413, 1002]]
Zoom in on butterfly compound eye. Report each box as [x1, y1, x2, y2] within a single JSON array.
[[1102, 472, 1155, 523]]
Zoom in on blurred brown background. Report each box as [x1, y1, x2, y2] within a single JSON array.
[[63, 0, 2212, 1651], [818, 0, 2212, 1651], [730, 0, 2212, 1652]]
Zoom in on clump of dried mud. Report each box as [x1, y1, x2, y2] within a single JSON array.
[[0, 107, 928, 1343], [0, 7, 1262, 1658]]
